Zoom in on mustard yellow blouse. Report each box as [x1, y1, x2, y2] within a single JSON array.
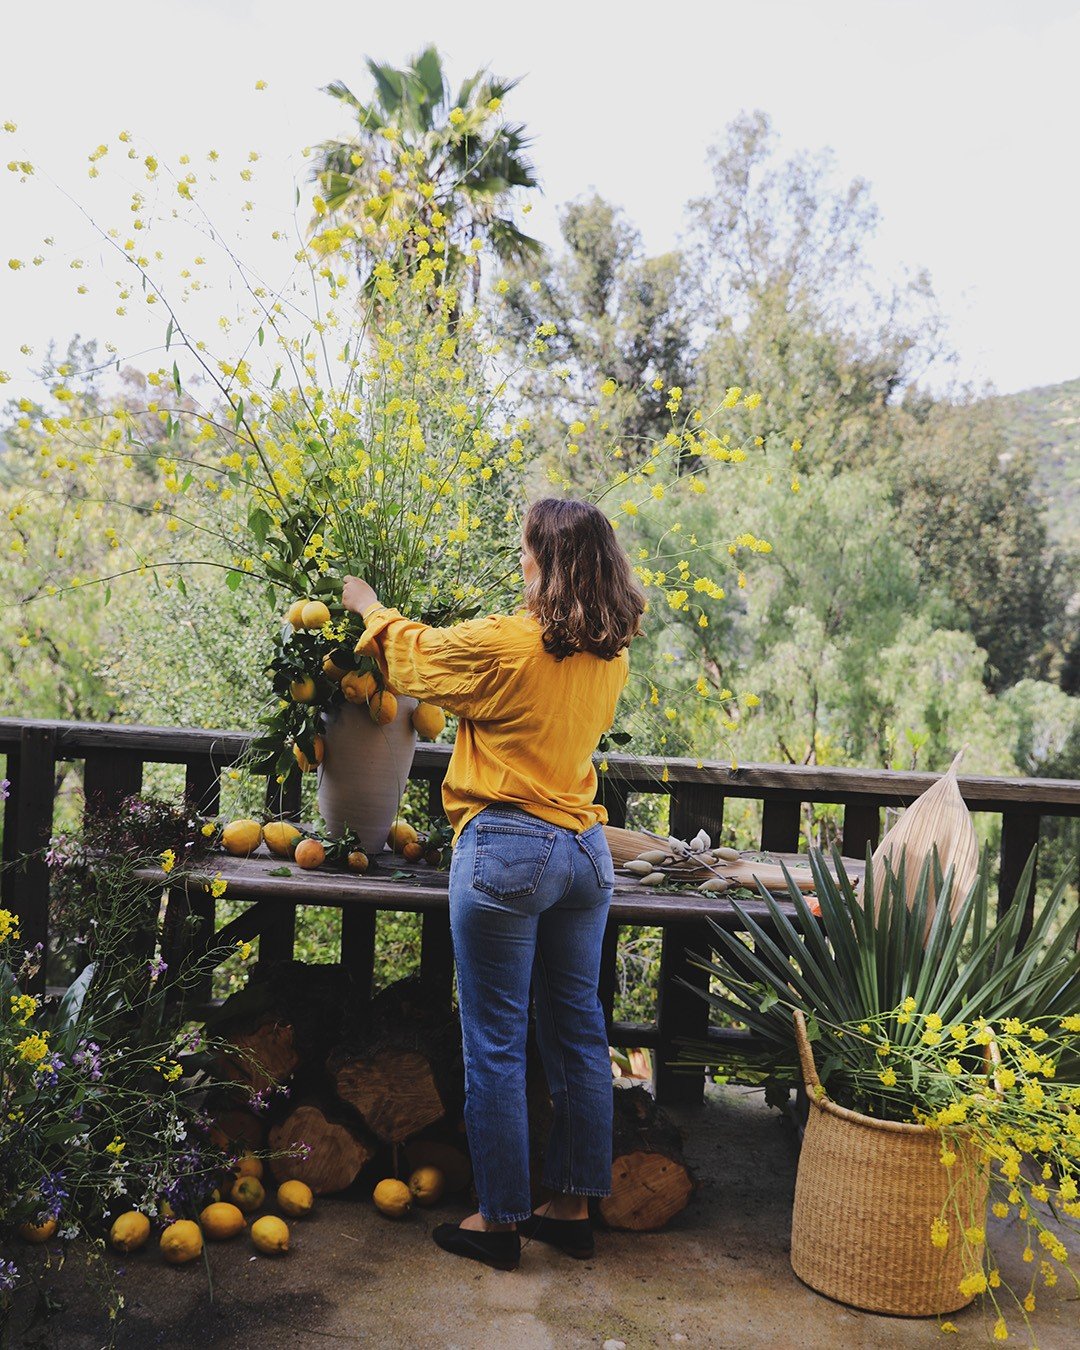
[[360, 603, 629, 842]]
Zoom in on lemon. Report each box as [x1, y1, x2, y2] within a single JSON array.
[[251, 1215, 290, 1254], [372, 1178, 411, 1218], [300, 600, 331, 630], [289, 675, 317, 703], [347, 850, 369, 873], [263, 822, 301, 858], [229, 1175, 265, 1213], [222, 818, 263, 856], [411, 703, 446, 740], [368, 689, 397, 726], [293, 838, 326, 870], [322, 654, 349, 683], [199, 1201, 246, 1240], [277, 1180, 314, 1218], [292, 736, 325, 773], [341, 670, 377, 705], [19, 1217, 57, 1244], [286, 599, 307, 628], [407, 1166, 445, 1207], [109, 1211, 151, 1252], [387, 821, 418, 853], [160, 1219, 203, 1264], [235, 1153, 264, 1180]]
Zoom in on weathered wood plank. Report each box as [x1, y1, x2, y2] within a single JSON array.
[[2, 720, 1079, 816]]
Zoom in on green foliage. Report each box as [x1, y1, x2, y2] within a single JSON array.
[[684, 847, 1080, 1109]]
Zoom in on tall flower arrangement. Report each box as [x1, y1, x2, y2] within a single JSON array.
[[1, 81, 778, 787]]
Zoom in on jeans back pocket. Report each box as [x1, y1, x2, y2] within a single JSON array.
[[473, 820, 558, 900], [576, 823, 615, 891]]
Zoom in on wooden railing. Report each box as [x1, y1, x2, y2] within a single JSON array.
[[2, 718, 1079, 1105]]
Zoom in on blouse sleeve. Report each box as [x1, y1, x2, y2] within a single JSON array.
[[357, 604, 509, 721]]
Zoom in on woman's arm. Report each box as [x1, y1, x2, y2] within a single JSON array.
[[342, 575, 506, 720]]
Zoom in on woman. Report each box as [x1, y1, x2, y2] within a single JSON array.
[[342, 497, 644, 1271]]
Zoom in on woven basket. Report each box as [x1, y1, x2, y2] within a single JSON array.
[[790, 1011, 989, 1316]]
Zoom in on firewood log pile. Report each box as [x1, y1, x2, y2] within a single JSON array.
[[205, 961, 695, 1230]]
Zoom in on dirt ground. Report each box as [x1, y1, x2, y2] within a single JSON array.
[[5, 1084, 1078, 1349]]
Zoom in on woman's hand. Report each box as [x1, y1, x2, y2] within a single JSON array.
[[342, 574, 380, 615]]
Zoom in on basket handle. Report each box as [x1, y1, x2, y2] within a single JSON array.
[[793, 1009, 824, 1098]]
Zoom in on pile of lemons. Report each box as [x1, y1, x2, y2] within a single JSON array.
[[108, 1154, 314, 1264]]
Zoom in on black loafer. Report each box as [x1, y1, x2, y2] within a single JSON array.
[[432, 1222, 520, 1271], [517, 1212, 594, 1259]]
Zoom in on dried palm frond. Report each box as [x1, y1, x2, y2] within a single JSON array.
[[870, 751, 979, 929]]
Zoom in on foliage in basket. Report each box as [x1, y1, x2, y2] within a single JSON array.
[[681, 847, 1080, 1338]]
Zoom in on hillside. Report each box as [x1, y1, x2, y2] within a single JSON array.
[[992, 375, 1080, 549]]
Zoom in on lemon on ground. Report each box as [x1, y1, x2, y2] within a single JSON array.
[[293, 838, 326, 870], [277, 1180, 314, 1218], [160, 1219, 203, 1264], [229, 1175, 265, 1213], [222, 819, 263, 856], [372, 1178, 411, 1218], [19, 1217, 57, 1243], [251, 1215, 290, 1254], [199, 1202, 246, 1240], [289, 675, 317, 703], [411, 703, 446, 740], [109, 1211, 151, 1252], [263, 822, 301, 858], [387, 821, 418, 853], [300, 600, 331, 630], [235, 1153, 264, 1180], [407, 1166, 445, 1207], [347, 850, 369, 872], [341, 670, 377, 705], [286, 599, 307, 628], [368, 689, 397, 726]]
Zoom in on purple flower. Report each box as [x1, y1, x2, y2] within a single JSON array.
[[72, 1041, 103, 1081], [0, 1258, 18, 1291], [34, 1052, 65, 1089], [0, 778, 10, 803], [147, 956, 168, 979], [36, 1171, 68, 1221]]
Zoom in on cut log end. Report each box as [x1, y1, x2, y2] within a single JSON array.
[[267, 1104, 374, 1194], [601, 1149, 695, 1231], [333, 1047, 445, 1145]]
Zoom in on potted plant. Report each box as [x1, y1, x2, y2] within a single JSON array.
[[681, 845, 1080, 1338]]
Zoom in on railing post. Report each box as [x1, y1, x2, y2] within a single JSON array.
[[3, 726, 57, 993], [760, 798, 801, 852], [598, 774, 629, 829], [653, 785, 726, 1105], [841, 800, 881, 859], [999, 811, 1040, 941], [83, 749, 144, 819]]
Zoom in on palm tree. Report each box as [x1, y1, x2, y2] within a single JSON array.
[[310, 46, 542, 297]]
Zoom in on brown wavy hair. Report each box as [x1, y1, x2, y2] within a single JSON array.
[[522, 498, 646, 660]]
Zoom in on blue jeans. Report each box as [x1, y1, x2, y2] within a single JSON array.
[[449, 806, 615, 1223]]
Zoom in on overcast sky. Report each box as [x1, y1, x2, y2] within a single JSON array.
[[2, 0, 1078, 399]]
